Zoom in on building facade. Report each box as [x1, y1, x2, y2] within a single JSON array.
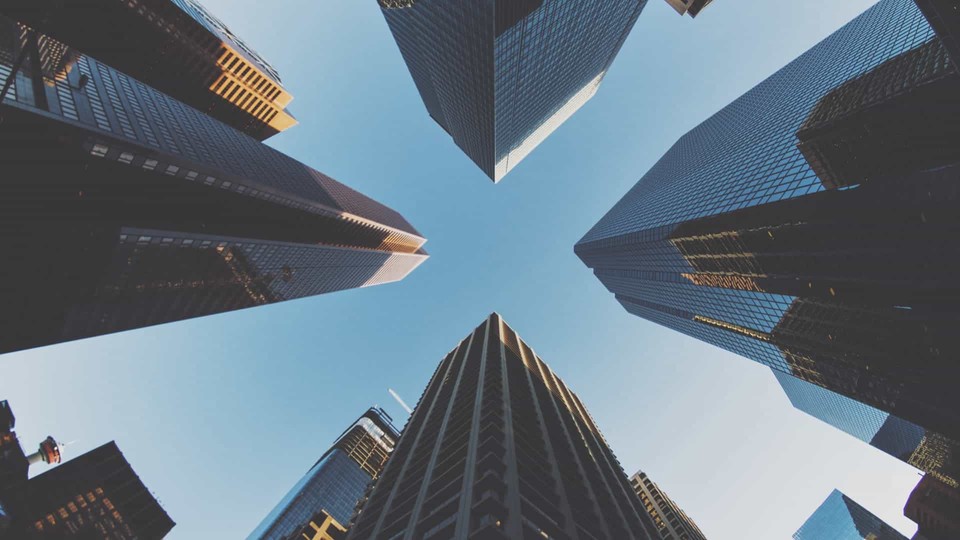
[[576, 0, 960, 440], [378, 0, 647, 182], [774, 371, 959, 487], [280, 510, 347, 540], [630, 471, 707, 540], [347, 313, 659, 540], [0, 16, 427, 355], [905, 474, 960, 540], [794, 490, 907, 540], [249, 408, 400, 540], [9, 440, 174, 539], [663, 0, 712, 18], [0, 0, 296, 139]]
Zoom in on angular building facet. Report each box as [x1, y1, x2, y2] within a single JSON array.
[[377, 0, 647, 182], [248, 408, 400, 540], [0, 0, 296, 139], [904, 474, 960, 540], [794, 490, 907, 540], [630, 471, 707, 540], [0, 17, 427, 355], [664, 0, 713, 18], [575, 0, 960, 440], [774, 371, 960, 488], [347, 313, 659, 540]]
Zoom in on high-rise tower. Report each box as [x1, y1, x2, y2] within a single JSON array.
[[630, 471, 707, 540], [347, 313, 659, 540], [0, 0, 296, 140], [377, 0, 647, 182], [576, 0, 960, 439], [774, 371, 959, 488], [0, 16, 427, 355], [248, 408, 400, 540], [794, 490, 907, 540]]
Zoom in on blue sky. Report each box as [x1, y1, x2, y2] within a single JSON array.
[[1, 1, 924, 538]]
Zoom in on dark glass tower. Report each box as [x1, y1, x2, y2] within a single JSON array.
[[0, 17, 427, 355], [18, 441, 175, 539], [774, 371, 960, 487], [248, 408, 400, 540], [794, 490, 907, 540], [347, 313, 659, 540], [0, 0, 296, 140], [630, 471, 707, 540], [576, 0, 960, 439], [378, 0, 647, 182]]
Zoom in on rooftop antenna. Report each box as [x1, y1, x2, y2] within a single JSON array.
[[388, 389, 413, 415]]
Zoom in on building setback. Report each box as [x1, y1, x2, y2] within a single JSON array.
[[377, 0, 646, 182], [794, 490, 907, 540], [630, 471, 706, 540], [774, 371, 960, 488], [249, 408, 400, 540], [0, 17, 427, 355], [347, 313, 659, 540], [0, 0, 296, 140], [904, 474, 960, 540], [576, 0, 960, 440]]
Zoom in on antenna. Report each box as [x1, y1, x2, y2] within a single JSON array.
[[388, 389, 413, 415]]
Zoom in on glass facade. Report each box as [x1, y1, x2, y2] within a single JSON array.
[[576, 0, 960, 441], [0, 17, 427, 355], [348, 314, 659, 540], [248, 408, 399, 540], [379, 0, 646, 181], [793, 490, 907, 540], [0, 0, 296, 139]]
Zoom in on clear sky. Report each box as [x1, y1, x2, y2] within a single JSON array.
[[2, 1, 925, 538]]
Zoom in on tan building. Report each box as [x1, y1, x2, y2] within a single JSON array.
[[631, 471, 708, 540]]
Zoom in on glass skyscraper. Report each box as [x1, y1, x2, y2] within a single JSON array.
[[377, 0, 647, 182], [348, 314, 659, 540], [793, 490, 907, 540], [576, 0, 960, 440], [0, 0, 296, 139], [248, 408, 400, 540], [0, 13, 427, 355]]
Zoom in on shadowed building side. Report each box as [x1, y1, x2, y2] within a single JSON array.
[[0, 0, 296, 140], [0, 18, 427, 354]]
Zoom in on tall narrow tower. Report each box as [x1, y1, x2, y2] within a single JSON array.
[[377, 0, 647, 182], [348, 313, 658, 540]]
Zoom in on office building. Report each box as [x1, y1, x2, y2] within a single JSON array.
[[664, 0, 713, 18], [794, 490, 907, 540], [249, 408, 399, 540], [904, 474, 960, 540], [1, 0, 296, 139], [20, 441, 175, 539], [0, 17, 427, 355], [576, 0, 960, 439], [913, 0, 960, 68], [378, 0, 647, 182], [348, 313, 659, 540], [774, 371, 959, 487], [630, 471, 707, 540], [280, 510, 347, 540]]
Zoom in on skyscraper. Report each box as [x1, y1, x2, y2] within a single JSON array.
[[0, 16, 427, 355], [19, 441, 176, 539], [377, 0, 647, 182], [630, 471, 707, 540], [347, 313, 659, 540], [576, 0, 960, 439], [280, 510, 347, 540], [913, 0, 960, 69], [774, 370, 960, 488], [248, 408, 400, 540], [664, 0, 713, 18], [904, 474, 960, 540], [0, 0, 296, 139], [794, 490, 907, 540]]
